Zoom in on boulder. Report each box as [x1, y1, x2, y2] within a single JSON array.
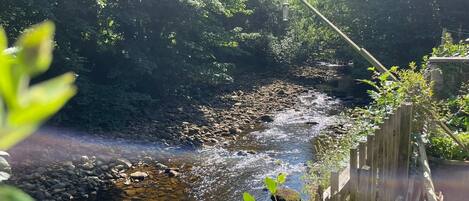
[[271, 188, 301, 201], [260, 115, 274, 122], [130, 171, 148, 180]]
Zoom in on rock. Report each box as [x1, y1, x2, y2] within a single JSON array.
[[228, 128, 238, 135], [130, 171, 149, 180], [80, 156, 90, 162], [100, 165, 109, 171], [236, 151, 248, 156], [277, 90, 286, 96], [164, 168, 180, 177], [155, 163, 168, 170], [246, 150, 257, 155], [81, 162, 94, 170], [63, 161, 75, 170], [188, 127, 201, 135], [116, 158, 132, 169], [260, 115, 274, 122], [271, 188, 301, 201], [305, 121, 319, 125]]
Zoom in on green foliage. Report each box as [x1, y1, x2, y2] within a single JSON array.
[[0, 21, 76, 149], [0, 21, 76, 201], [243, 173, 287, 200], [0, 186, 33, 201], [308, 61, 435, 192], [0, 0, 288, 129], [243, 192, 256, 201], [432, 33, 469, 57], [265, 177, 278, 194], [427, 133, 469, 160]]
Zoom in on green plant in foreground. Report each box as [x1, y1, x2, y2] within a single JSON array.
[[0, 21, 76, 200], [243, 173, 287, 201]]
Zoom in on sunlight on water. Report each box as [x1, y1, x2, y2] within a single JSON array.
[[9, 90, 345, 201]]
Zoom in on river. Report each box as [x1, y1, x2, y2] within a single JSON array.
[[9, 85, 350, 201]]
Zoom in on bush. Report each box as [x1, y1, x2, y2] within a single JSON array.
[[428, 133, 469, 160]]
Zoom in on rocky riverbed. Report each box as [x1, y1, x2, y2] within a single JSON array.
[[6, 64, 366, 201]]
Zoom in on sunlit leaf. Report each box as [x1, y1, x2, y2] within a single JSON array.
[[0, 125, 37, 150], [15, 21, 55, 76], [264, 177, 277, 194], [8, 73, 76, 126], [0, 186, 34, 201], [0, 54, 19, 108], [0, 28, 6, 50], [243, 192, 256, 201], [277, 173, 287, 184]]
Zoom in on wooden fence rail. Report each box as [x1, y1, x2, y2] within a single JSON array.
[[317, 103, 439, 201]]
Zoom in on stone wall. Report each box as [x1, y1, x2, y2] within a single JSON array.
[[426, 58, 469, 99]]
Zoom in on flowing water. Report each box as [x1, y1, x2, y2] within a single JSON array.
[[10, 90, 346, 201]]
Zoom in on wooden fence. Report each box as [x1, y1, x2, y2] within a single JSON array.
[[316, 103, 440, 201]]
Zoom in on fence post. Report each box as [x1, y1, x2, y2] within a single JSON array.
[[350, 148, 358, 201], [358, 166, 371, 201], [375, 127, 384, 201], [390, 108, 402, 200], [398, 103, 413, 197], [359, 141, 367, 168], [331, 171, 340, 201], [383, 117, 392, 201], [367, 134, 376, 201]]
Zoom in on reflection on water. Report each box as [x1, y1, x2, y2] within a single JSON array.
[[9, 90, 344, 201], [187, 91, 343, 201]]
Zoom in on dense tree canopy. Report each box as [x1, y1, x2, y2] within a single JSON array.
[[0, 0, 466, 129]]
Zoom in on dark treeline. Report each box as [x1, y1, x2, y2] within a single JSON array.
[[1, 0, 467, 129]]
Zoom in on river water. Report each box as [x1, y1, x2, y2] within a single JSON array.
[[9, 90, 346, 201]]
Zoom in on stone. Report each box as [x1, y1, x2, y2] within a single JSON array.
[[63, 161, 75, 170], [164, 168, 180, 177], [155, 163, 168, 170], [305, 121, 319, 125], [271, 188, 301, 201], [80, 156, 90, 162], [260, 115, 274, 122], [246, 150, 257, 155], [236, 151, 248, 156], [130, 171, 149, 180], [81, 162, 94, 170], [116, 158, 132, 169]]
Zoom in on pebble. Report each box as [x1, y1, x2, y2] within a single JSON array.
[[130, 171, 149, 180]]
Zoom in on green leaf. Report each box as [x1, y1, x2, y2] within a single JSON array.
[[15, 21, 55, 76], [0, 125, 37, 150], [0, 186, 34, 201], [0, 28, 6, 50], [0, 54, 19, 108], [243, 192, 256, 201], [264, 177, 277, 194], [277, 173, 287, 184], [8, 73, 76, 126]]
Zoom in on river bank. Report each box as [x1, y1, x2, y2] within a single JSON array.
[[103, 64, 366, 147], [6, 64, 366, 200]]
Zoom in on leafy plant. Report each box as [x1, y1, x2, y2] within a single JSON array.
[[0, 21, 76, 200], [427, 133, 469, 160], [243, 173, 288, 201]]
